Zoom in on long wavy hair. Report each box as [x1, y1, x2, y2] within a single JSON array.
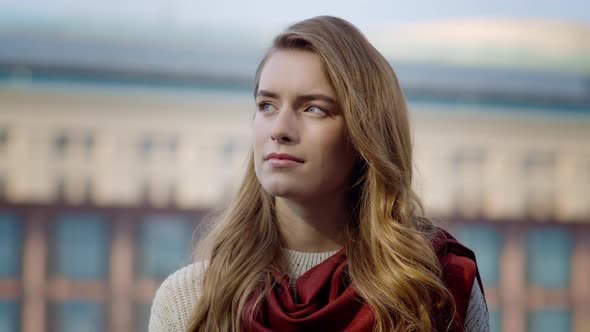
[[187, 16, 456, 332]]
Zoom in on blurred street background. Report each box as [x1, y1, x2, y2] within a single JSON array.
[[0, 1, 589, 331]]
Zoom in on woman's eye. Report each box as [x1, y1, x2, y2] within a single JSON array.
[[306, 106, 327, 115], [257, 102, 275, 112]]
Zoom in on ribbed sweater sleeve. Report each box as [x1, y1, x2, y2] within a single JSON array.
[[148, 261, 207, 332], [464, 280, 490, 331]]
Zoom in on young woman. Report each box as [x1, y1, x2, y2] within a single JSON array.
[[149, 16, 489, 332]]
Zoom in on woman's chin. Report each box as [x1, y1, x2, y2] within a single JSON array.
[[261, 182, 303, 199], [264, 187, 296, 198]]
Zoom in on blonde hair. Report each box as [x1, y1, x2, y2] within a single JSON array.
[[188, 16, 456, 332]]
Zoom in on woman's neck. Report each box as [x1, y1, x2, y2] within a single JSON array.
[[275, 194, 348, 252]]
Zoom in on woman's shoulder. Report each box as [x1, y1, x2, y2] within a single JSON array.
[[148, 261, 208, 332], [155, 261, 208, 298], [432, 228, 480, 295]]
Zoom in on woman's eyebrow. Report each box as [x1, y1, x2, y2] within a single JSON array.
[[256, 89, 280, 99], [256, 89, 337, 105], [296, 94, 337, 105]]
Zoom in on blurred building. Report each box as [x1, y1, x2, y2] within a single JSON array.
[[0, 18, 589, 332]]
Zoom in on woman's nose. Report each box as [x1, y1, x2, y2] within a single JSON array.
[[270, 108, 299, 144]]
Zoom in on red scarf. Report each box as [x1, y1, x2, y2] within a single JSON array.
[[243, 229, 484, 332]]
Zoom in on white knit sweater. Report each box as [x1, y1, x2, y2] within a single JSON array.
[[149, 249, 490, 331]]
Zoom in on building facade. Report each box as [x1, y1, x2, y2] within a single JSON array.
[[1, 77, 589, 332]]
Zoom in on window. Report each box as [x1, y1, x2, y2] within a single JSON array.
[[0, 128, 8, 154], [0, 212, 22, 278], [0, 176, 5, 198], [54, 131, 70, 158], [489, 309, 501, 332], [52, 301, 104, 332], [138, 214, 192, 279], [83, 132, 95, 159], [168, 136, 178, 161], [53, 130, 95, 160], [0, 128, 7, 146], [527, 309, 571, 332], [139, 135, 154, 160], [135, 303, 151, 332], [456, 225, 502, 287], [0, 301, 19, 332], [138, 134, 178, 162], [526, 228, 573, 288], [53, 213, 110, 279]]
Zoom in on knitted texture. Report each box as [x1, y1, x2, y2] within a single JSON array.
[[283, 248, 340, 279], [149, 251, 489, 331], [148, 261, 207, 332], [464, 277, 490, 331]]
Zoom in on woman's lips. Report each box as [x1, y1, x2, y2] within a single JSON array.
[[268, 158, 303, 168], [265, 152, 304, 168]]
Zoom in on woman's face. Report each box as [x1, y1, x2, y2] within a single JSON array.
[[253, 49, 356, 201]]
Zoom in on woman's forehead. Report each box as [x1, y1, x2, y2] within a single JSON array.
[[257, 49, 336, 99]]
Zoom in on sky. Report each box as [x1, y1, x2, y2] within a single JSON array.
[[0, 0, 588, 75], [1, 0, 589, 30]]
